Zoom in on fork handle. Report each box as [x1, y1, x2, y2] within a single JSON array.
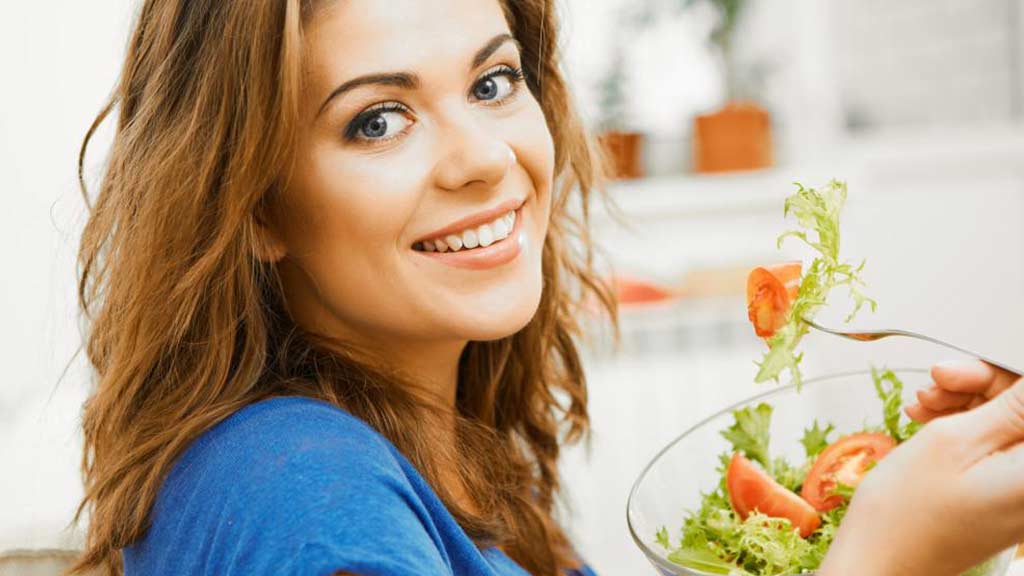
[[880, 329, 1023, 377]]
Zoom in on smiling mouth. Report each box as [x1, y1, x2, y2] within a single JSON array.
[[413, 209, 517, 253]]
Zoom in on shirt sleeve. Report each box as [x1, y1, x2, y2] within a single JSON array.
[[136, 400, 453, 576]]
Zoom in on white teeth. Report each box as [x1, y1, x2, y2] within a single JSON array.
[[445, 234, 463, 251], [478, 224, 494, 247], [420, 208, 518, 253], [492, 217, 509, 238]]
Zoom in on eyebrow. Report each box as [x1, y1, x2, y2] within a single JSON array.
[[316, 33, 521, 118]]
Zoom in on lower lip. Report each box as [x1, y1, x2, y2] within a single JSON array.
[[415, 206, 524, 270]]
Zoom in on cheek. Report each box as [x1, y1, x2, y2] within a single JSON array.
[[277, 144, 426, 318], [514, 104, 556, 229], [283, 144, 421, 254]]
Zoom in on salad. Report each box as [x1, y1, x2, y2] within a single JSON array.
[[654, 181, 1005, 576], [654, 368, 924, 575]]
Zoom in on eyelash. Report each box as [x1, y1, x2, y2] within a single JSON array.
[[343, 65, 527, 145]]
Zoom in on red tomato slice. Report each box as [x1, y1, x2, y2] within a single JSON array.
[[726, 452, 821, 538], [746, 262, 802, 338], [801, 432, 896, 512]]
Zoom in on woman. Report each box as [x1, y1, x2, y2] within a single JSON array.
[[71, 0, 1024, 575]]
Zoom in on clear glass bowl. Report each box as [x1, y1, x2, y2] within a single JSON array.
[[626, 368, 1017, 576]]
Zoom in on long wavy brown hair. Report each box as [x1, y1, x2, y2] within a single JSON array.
[[71, 1, 617, 575]]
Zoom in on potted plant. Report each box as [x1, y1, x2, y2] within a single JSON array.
[[595, 37, 644, 180], [686, 0, 773, 173]]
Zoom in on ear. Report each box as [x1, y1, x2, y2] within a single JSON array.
[[251, 206, 288, 264]]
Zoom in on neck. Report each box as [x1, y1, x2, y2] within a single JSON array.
[[280, 265, 466, 410], [391, 338, 465, 409]]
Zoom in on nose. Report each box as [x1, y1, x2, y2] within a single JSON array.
[[431, 117, 516, 192]]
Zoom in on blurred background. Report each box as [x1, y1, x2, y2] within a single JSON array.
[[1, 0, 1022, 574]]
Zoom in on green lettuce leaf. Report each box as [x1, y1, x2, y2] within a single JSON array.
[[871, 367, 922, 442], [666, 546, 738, 574], [721, 403, 773, 472], [655, 526, 671, 550], [829, 481, 857, 501], [772, 457, 810, 493], [800, 420, 835, 460]]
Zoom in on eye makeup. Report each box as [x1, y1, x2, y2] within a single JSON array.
[[341, 64, 527, 146]]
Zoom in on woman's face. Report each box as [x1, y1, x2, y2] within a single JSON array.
[[266, 0, 555, 357]]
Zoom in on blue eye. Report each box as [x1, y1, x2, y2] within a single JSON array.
[[474, 77, 500, 100], [342, 65, 526, 145], [473, 66, 525, 104], [362, 115, 387, 139], [344, 103, 412, 143]]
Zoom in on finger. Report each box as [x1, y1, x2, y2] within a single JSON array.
[[905, 401, 962, 423], [932, 360, 1019, 399], [917, 387, 975, 412], [952, 376, 1024, 457], [967, 395, 988, 410]]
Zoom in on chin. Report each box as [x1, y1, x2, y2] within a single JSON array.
[[448, 279, 544, 342]]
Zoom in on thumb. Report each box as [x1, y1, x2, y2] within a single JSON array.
[[955, 374, 1024, 457]]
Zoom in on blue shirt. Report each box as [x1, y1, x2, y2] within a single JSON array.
[[124, 396, 597, 576]]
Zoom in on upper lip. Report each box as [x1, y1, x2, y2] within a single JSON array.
[[414, 197, 525, 244]]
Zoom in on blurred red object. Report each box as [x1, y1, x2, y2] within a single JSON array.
[[612, 275, 675, 306], [692, 101, 773, 173]]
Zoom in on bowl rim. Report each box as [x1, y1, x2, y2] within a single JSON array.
[[624, 367, 930, 575]]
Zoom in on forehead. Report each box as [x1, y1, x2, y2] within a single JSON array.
[[303, 0, 512, 89]]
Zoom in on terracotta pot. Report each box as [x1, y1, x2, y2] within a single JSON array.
[[692, 101, 773, 173], [598, 130, 644, 180]]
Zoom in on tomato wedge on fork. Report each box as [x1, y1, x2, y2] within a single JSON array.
[[746, 262, 802, 338]]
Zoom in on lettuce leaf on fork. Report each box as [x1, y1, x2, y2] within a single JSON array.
[[755, 180, 877, 388]]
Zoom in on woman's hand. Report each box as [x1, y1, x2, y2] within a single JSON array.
[[817, 360, 1024, 576], [907, 360, 1019, 422]]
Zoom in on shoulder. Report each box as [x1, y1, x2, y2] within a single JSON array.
[[179, 396, 403, 484], [163, 396, 421, 520], [200, 395, 394, 458], [130, 397, 451, 575]]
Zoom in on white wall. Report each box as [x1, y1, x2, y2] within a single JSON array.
[[1018, 0, 1024, 117], [1, 1, 133, 550]]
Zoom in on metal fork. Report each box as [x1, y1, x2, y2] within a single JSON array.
[[802, 317, 1023, 377]]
